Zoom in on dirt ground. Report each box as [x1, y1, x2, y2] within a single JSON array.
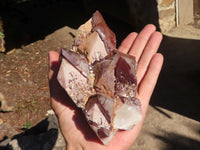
[[0, 26, 76, 140]]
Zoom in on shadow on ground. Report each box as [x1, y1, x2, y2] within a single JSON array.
[[151, 35, 200, 122], [0, 0, 133, 51], [0, 0, 87, 51], [0, 115, 60, 150], [152, 131, 200, 150]]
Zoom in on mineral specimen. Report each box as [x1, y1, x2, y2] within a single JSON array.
[[57, 10, 142, 145]]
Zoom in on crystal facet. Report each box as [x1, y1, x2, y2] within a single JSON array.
[[57, 10, 142, 145]]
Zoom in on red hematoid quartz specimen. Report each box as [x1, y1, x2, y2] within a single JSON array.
[[57, 11, 142, 145]]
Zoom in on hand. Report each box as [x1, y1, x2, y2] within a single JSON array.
[[49, 24, 163, 150]]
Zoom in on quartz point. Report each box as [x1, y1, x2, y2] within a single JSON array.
[[57, 10, 142, 145]]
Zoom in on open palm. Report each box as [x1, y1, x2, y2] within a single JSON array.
[[49, 24, 163, 150]]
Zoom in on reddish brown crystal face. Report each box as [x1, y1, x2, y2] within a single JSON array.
[[57, 10, 142, 145]]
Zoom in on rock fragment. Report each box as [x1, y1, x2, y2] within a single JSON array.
[[57, 49, 95, 108], [57, 10, 142, 145]]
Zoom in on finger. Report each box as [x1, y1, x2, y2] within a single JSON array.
[[105, 55, 163, 150], [138, 53, 164, 110], [118, 32, 138, 54], [128, 24, 156, 61], [137, 32, 163, 83], [48, 51, 68, 113], [49, 51, 59, 66], [48, 52, 101, 145], [49, 51, 60, 79]]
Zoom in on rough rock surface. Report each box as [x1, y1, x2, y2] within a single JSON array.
[[57, 11, 142, 145], [0, 114, 66, 150], [0, 92, 13, 112]]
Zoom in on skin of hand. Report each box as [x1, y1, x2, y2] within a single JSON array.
[[49, 24, 164, 150]]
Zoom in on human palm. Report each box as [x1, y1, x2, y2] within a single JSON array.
[[49, 24, 163, 150]]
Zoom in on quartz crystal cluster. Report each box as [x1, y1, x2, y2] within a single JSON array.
[[57, 11, 142, 145]]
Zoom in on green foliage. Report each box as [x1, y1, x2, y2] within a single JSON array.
[[22, 120, 32, 129], [0, 32, 4, 37], [15, 100, 38, 116]]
